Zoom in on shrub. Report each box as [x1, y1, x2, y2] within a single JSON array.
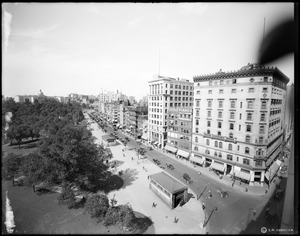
[[57, 186, 77, 209], [103, 206, 120, 226], [2, 153, 24, 180], [85, 193, 109, 221]]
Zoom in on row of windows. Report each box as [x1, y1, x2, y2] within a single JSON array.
[[170, 120, 191, 126], [194, 147, 251, 165], [195, 99, 268, 109], [170, 90, 193, 96], [196, 87, 269, 95], [271, 99, 283, 105], [169, 113, 192, 119], [269, 119, 280, 128], [170, 103, 193, 107], [270, 109, 281, 116], [170, 84, 193, 90], [170, 97, 193, 101]]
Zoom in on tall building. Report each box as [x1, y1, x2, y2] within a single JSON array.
[[148, 74, 194, 148], [190, 64, 289, 186], [283, 84, 294, 142]]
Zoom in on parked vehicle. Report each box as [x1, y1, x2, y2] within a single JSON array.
[[217, 188, 229, 198], [166, 163, 175, 170], [182, 173, 191, 184]]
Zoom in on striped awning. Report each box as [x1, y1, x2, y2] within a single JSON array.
[[210, 161, 225, 172], [235, 170, 251, 181], [177, 149, 190, 158], [164, 144, 177, 153], [265, 160, 281, 181], [190, 156, 204, 165]]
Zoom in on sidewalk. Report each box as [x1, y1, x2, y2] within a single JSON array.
[[87, 117, 207, 234]]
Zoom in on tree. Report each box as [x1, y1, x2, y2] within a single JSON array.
[[57, 183, 77, 209], [2, 153, 24, 180], [118, 204, 135, 228], [85, 193, 109, 221]]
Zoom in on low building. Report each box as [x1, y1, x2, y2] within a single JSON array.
[[149, 172, 188, 209], [101, 135, 117, 148]]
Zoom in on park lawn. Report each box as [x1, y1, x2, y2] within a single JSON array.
[[2, 139, 40, 159], [2, 180, 124, 234]]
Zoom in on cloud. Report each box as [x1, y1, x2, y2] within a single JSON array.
[[178, 3, 208, 15], [3, 11, 12, 52]]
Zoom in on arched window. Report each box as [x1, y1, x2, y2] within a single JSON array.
[[215, 141, 218, 147], [229, 133, 233, 138], [195, 137, 198, 143], [214, 152, 218, 157], [206, 139, 210, 145], [228, 144, 232, 151], [218, 152, 222, 157], [245, 147, 250, 154], [194, 146, 198, 151], [245, 135, 251, 143], [219, 142, 223, 148]]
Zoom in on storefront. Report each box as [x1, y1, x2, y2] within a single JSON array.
[[265, 159, 282, 184], [233, 168, 251, 184], [189, 155, 204, 166], [177, 149, 190, 160], [164, 144, 178, 154], [149, 172, 188, 209], [210, 161, 226, 174]]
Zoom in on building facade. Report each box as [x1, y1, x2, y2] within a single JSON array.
[[191, 64, 289, 186], [148, 74, 194, 148]]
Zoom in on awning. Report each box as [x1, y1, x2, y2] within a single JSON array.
[[235, 170, 251, 181], [164, 144, 177, 153], [210, 161, 225, 172], [265, 160, 281, 181], [177, 149, 190, 158], [141, 133, 148, 140], [189, 156, 204, 165]]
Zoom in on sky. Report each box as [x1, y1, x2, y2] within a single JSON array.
[[2, 2, 295, 100]]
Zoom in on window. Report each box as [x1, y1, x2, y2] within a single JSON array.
[[207, 121, 211, 127], [195, 119, 199, 125], [245, 147, 250, 154], [218, 111, 222, 118], [255, 160, 263, 167], [219, 152, 222, 158], [246, 124, 252, 132], [208, 90, 212, 94], [214, 152, 218, 157], [247, 100, 254, 109], [231, 89, 236, 93], [207, 111, 211, 117], [230, 112, 235, 119], [195, 137, 198, 143], [217, 131, 221, 136], [249, 88, 254, 93], [214, 141, 218, 147], [229, 132, 233, 138], [240, 102, 242, 108], [259, 137, 263, 144], [260, 113, 266, 121], [207, 129, 210, 134], [219, 89, 224, 94], [228, 144, 232, 151], [259, 125, 265, 134], [227, 154, 233, 161], [219, 100, 223, 108], [206, 139, 210, 145], [245, 135, 251, 143], [247, 113, 252, 121], [261, 100, 267, 109], [230, 100, 236, 108], [219, 142, 223, 148], [239, 113, 242, 119], [196, 110, 200, 117], [208, 100, 212, 107], [243, 158, 250, 165], [263, 87, 268, 93], [195, 128, 199, 133], [196, 90, 200, 95], [220, 80, 224, 85], [196, 100, 200, 107], [229, 123, 234, 130], [218, 122, 222, 128], [194, 146, 198, 151]]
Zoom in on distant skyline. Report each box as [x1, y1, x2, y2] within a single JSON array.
[[2, 3, 295, 100]]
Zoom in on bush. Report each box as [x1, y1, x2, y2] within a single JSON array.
[[85, 193, 109, 221], [103, 206, 120, 226], [2, 153, 24, 180], [57, 186, 77, 209]]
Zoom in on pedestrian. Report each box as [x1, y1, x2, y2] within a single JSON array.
[[253, 209, 256, 216], [202, 202, 205, 210], [152, 202, 155, 207], [174, 217, 177, 223], [266, 207, 270, 214]]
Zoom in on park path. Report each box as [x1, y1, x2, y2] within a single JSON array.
[[87, 115, 206, 234]]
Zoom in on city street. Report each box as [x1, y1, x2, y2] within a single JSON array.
[[91, 115, 288, 234]]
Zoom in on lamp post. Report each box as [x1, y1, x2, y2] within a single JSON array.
[[203, 207, 217, 228]]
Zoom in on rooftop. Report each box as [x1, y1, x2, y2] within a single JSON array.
[[149, 171, 187, 194]]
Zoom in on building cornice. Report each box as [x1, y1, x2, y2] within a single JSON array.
[[193, 66, 290, 84]]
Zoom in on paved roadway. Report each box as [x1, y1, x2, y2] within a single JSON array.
[[87, 113, 288, 234]]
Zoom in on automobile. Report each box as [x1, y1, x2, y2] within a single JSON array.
[[182, 173, 191, 184], [153, 158, 160, 165], [166, 163, 174, 170], [280, 165, 288, 174], [217, 188, 229, 198]]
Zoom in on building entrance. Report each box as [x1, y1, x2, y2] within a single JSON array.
[[226, 164, 232, 175]]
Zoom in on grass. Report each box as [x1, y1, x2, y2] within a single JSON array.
[[2, 139, 40, 159]]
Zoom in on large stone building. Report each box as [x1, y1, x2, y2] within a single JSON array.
[[148, 74, 194, 148], [190, 64, 289, 186]]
